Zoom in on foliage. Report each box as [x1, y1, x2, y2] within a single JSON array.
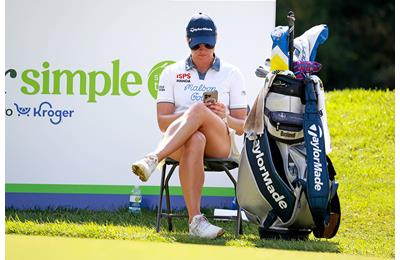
[[276, 0, 394, 90]]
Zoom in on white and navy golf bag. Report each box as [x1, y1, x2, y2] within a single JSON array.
[[237, 20, 341, 239]]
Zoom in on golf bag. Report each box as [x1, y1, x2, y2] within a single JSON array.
[[237, 17, 341, 239]]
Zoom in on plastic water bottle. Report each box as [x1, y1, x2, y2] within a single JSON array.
[[231, 197, 238, 210], [128, 185, 142, 214]]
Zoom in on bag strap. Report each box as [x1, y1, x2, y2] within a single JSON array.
[[313, 155, 341, 238], [303, 78, 330, 229], [244, 131, 297, 227]]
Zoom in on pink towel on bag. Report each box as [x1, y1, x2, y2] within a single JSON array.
[[293, 61, 322, 79]]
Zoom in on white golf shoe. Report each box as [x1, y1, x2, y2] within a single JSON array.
[[189, 214, 224, 239], [131, 154, 158, 182]]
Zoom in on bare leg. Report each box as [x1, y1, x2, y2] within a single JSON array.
[[167, 129, 230, 223], [177, 132, 206, 223], [154, 103, 230, 161], [155, 103, 232, 223]]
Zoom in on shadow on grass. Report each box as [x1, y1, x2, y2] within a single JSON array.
[[6, 207, 339, 253]]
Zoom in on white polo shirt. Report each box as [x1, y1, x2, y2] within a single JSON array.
[[157, 56, 248, 114]]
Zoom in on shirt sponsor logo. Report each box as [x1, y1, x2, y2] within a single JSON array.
[[176, 73, 191, 83], [183, 84, 215, 92], [190, 92, 203, 101], [183, 84, 217, 101], [176, 73, 191, 79]]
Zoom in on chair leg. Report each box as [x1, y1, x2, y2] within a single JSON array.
[[222, 167, 237, 187], [165, 183, 173, 231], [222, 166, 243, 237], [165, 165, 177, 232], [156, 163, 167, 232], [237, 205, 243, 236]]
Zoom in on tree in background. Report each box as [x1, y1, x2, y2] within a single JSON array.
[[276, 0, 394, 90]]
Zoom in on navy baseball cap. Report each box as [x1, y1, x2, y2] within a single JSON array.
[[186, 13, 217, 48]]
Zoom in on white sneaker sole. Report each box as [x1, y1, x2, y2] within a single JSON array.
[[131, 164, 149, 182], [215, 229, 225, 238], [189, 228, 225, 239]]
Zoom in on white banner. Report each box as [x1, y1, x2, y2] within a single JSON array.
[[5, 0, 276, 188]]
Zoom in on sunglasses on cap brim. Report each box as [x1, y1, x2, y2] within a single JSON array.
[[190, 44, 215, 50]]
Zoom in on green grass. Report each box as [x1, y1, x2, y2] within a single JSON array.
[[5, 208, 339, 252], [324, 89, 395, 257], [5, 89, 395, 258]]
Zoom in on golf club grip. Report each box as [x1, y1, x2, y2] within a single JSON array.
[[287, 11, 295, 71]]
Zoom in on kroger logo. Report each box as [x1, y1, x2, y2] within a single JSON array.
[[13, 101, 74, 125]]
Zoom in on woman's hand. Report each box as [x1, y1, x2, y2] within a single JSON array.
[[206, 102, 247, 135], [206, 102, 228, 120]]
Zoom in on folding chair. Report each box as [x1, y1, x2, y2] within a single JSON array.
[[155, 157, 243, 237]]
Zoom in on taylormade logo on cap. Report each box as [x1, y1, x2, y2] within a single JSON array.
[[186, 12, 217, 48], [189, 27, 214, 33]]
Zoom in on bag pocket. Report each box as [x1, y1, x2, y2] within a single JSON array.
[[269, 111, 303, 131], [265, 110, 304, 144]]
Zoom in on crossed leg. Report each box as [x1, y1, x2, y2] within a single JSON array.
[[155, 102, 231, 161], [155, 103, 231, 222]]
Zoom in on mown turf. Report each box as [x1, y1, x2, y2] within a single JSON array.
[[5, 208, 340, 252], [324, 89, 394, 257], [5, 89, 395, 258], [6, 234, 384, 260]]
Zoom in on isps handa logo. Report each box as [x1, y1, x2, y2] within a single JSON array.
[[13, 101, 74, 125]]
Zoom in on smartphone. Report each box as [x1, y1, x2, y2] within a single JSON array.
[[203, 90, 218, 104]]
